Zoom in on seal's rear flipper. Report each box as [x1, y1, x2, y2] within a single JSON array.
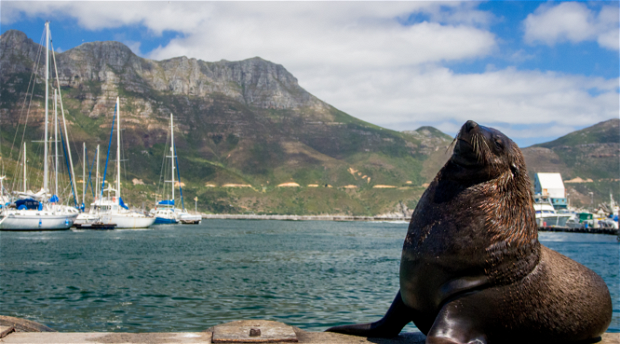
[[325, 291, 413, 338]]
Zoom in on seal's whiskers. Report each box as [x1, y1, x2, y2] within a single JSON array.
[[447, 135, 458, 154]]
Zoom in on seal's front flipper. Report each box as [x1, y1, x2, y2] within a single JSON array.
[[425, 299, 487, 344], [326, 291, 413, 338]]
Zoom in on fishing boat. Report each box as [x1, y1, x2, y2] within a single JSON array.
[[92, 97, 154, 229], [150, 114, 201, 225], [0, 22, 79, 231]]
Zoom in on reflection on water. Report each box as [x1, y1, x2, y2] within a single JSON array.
[[0, 221, 618, 333]]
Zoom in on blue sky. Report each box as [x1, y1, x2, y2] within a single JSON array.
[[1, 1, 618, 147]]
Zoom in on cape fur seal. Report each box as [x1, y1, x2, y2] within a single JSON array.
[[327, 120, 612, 344]]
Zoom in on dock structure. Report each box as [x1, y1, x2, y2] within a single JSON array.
[[538, 226, 618, 235], [0, 320, 618, 344]]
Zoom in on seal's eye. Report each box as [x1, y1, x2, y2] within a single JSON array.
[[494, 138, 503, 150]]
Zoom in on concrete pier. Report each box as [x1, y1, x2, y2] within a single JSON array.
[[1, 320, 618, 344]]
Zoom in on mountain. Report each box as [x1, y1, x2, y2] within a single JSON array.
[[3, 29, 614, 213], [0, 29, 451, 215], [522, 119, 619, 207]]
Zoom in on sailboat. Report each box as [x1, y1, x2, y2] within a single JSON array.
[[89, 97, 155, 229], [150, 114, 201, 225], [74, 143, 106, 228], [0, 22, 79, 230]]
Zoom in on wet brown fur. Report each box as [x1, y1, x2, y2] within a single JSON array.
[[327, 121, 612, 343], [403, 121, 612, 343]]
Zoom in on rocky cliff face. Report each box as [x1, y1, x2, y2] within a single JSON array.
[[1, 29, 452, 215], [1, 30, 328, 120]]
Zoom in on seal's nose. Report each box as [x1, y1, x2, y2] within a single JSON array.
[[465, 120, 478, 133]]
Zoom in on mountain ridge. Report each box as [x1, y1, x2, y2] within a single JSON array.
[[1, 29, 616, 213], [0, 29, 449, 215], [522, 118, 619, 207]]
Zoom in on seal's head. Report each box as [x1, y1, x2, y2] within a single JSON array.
[[442, 120, 538, 282], [449, 120, 525, 187]]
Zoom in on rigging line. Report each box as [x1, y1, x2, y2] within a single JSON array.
[[0, 121, 2, 178], [156, 130, 170, 201], [9, 30, 45, 191], [51, 41, 79, 205], [174, 145, 185, 211], [9, 29, 44, 162], [60, 182, 71, 205], [87, 148, 96, 198], [51, 41, 82, 174], [59, 118, 77, 207], [0, 107, 4, 177], [101, 102, 117, 197], [119, 122, 127, 199]]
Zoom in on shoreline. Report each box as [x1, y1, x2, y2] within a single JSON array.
[[200, 214, 619, 235], [201, 214, 409, 222]]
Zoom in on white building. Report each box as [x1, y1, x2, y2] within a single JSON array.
[[534, 173, 567, 209]]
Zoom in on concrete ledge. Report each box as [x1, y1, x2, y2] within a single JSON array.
[[0, 322, 617, 344], [0, 332, 211, 343]]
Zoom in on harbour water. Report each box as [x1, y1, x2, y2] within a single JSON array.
[[0, 220, 618, 333]]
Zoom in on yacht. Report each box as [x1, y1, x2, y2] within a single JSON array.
[[93, 97, 154, 229], [150, 114, 201, 225], [0, 22, 79, 230], [534, 195, 572, 228]]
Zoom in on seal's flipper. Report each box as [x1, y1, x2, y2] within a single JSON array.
[[425, 300, 487, 344], [325, 291, 413, 338]]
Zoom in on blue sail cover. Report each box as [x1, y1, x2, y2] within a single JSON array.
[[118, 197, 129, 210], [157, 200, 175, 206], [49, 195, 59, 203], [16, 199, 39, 210]]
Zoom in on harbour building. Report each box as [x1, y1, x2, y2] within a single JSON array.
[[534, 173, 567, 209]]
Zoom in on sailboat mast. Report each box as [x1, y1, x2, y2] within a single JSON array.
[[44, 21, 49, 191], [54, 89, 58, 196], [116, 97, 121, 200], [23, 142, 27, 192], [170, 113, 174, 203], [83, 142, 86, 207], [60, 89, 79, 206], [96, 145, 100, 199]]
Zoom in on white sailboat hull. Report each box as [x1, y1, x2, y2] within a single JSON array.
[[100, 213, 155, 229], [0, 211, 78, 231]]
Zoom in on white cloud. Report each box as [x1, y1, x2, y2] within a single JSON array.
[[318, 65, 618, 130], [2, 1, 617, 145], [524, 2, 620, 50]]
